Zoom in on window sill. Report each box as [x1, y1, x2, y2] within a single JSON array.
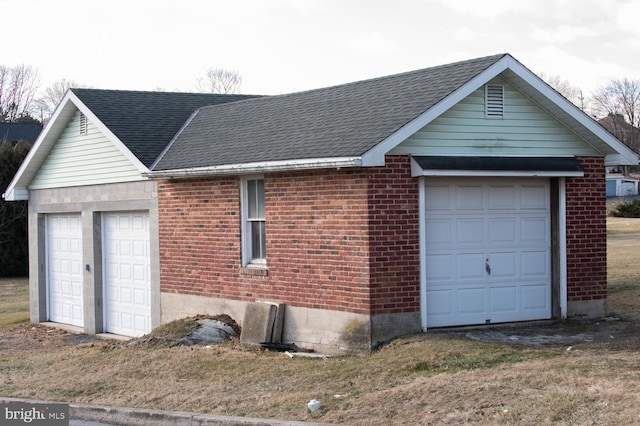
[[241, 265, 269, 277]]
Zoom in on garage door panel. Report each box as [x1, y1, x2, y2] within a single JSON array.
[[132, 240, 146, 257], [425, 178, 551, 327], [425, 219, 452, 244], [457, 254, 485, 279], [521, 218, 548, 243], [425, 186, 452, 210], [522, 284, 549, 310], [521, 186, 548, 209], [425, 254, 453, 280], [489, 219, 517, 243], [134, 315, 147, 331], [456, 186, 483, 209], [458, 288, 485, 314], [457, 219, 484, 244], [103, 212, 151, 337], [133, 288, 147, 304], [121, 241, 132, 256], [489, 286, 517, 313], [522, 251, 550, 277], [120, 264, 132, 279], [426, 289, 454, 316], [488, 186, 517, 210], [489, 252, 517, 278]]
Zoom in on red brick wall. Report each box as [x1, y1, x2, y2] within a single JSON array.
[[158, 169, 373, 314], [267, 170, 371, 313], [158, 177, 243, 297], [367, 156, 421, 315], [158, 155, 607, 318], [565, 156, 607, 303]]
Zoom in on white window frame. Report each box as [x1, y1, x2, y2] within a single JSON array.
[[240, 175, 266, 267]]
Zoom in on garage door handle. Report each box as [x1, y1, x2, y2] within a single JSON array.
[[485, 259, 491, 276]]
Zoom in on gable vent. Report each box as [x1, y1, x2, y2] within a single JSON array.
[[485, 84, 504, 118], [79, 112, 88, 135]]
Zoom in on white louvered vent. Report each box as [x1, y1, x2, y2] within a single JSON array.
[[485, 84, 504, 118], [79, 112, 88, 135]]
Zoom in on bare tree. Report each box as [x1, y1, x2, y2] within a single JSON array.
[[592, 78, 640, 153], [0, 65, 40, 122], [195, 68, 242, 94], [539, 72, 586, 110], [35, 79, 91, 124]]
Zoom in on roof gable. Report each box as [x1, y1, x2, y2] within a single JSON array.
[[29, 110, 144, 189], [151, 53, 638, 177], [152, 54, 506, 172], [391, 76, 602, 157], [3, 89, 259, 200], [72, 89, 259, 167]]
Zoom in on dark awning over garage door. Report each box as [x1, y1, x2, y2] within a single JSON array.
[[411, 156, 585, 177]]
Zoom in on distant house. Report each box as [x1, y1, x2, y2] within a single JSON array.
[[4, 54, 638, 353], [598, 114, 639, 152], [0, 122, 41, 144], [598, 115, 640, 196]]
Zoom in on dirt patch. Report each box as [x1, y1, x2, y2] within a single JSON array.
[[0, 323, 100, 354], [458, 316, 640, 351], [0, 315, 242, 354], [124, 314, 240, 348]]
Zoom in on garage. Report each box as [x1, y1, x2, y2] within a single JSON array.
[[423, 177, 551, 327], [103, 212, 151, 337], [47, 214, 84, 327]]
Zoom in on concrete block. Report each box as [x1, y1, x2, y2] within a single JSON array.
[[256, 300, 284, 343], [240, 303, 277, 345]]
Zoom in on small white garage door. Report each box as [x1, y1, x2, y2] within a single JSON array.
[[424, 178, 551, 327], [103, 212, 151, 337], [47, 214, 84, 327]]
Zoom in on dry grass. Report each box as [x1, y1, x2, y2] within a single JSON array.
[[0, 277, 30, 327], [1, 218, 640, 424], [607, 217, 640, 321]]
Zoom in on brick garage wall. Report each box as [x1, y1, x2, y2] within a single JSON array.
[[158, 169, 372, 314], [565, 156, 607, 304], [158, 177, 243, 298], [368, 155, 421, 315], [268, 169, 371, 313]]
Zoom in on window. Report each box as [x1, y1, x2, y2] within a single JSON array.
[[485, 84, 504, 118], [242, 176, 266, 266]]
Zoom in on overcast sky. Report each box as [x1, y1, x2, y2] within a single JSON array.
[[3, 0, 639, 96]]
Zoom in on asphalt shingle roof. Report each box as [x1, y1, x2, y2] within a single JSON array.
[[71, 89, 260, 167], [152, 54, 506, 171]]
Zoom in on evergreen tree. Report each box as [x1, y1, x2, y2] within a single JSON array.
[[0, 140, 31, 276]]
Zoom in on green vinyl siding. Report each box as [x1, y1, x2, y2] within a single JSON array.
[[30, 110, 144, 189], [390, 77, 601, 157]]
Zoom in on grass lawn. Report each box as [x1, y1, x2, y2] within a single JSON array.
[[0, 277, 29, 327], [1, 217, 640, 424]]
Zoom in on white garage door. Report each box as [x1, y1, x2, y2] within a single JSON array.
[[424, 178, 551, 327], [47, 214, 84, 327], [103, 212, 151, 337]]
